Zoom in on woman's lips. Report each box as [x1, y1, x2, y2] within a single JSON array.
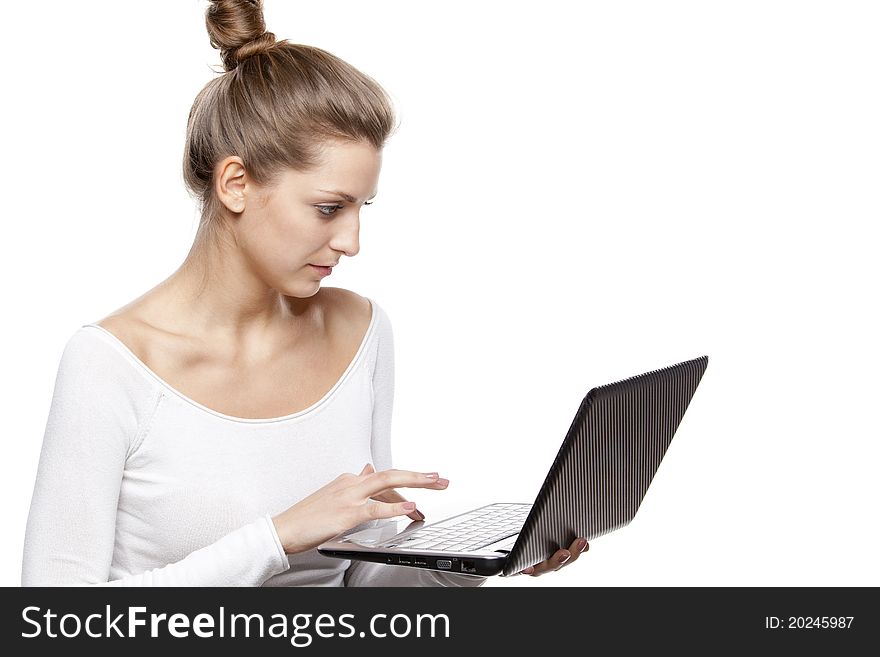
[[310, 264, 332, 277]]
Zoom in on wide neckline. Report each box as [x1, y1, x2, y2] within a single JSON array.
[[80, 297, 377, 425]]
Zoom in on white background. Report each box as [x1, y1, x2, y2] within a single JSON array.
[[2, 1, 878, 587]]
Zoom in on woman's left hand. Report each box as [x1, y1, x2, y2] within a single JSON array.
[[517, 537, 589, 576]]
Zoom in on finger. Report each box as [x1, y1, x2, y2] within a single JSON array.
[[561, 538, 589, 568], [357, 468, 449, 496], [527, 537, 589, 576], [527, 548, 573, 577], [546, 539, 588, 575], [359, 463, 375, 476], [363, 498, 420, 522], [371, 488, 426, 521]]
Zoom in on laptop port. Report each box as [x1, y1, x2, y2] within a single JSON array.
[[414, 559, 428, 567], [398, 556, 412, 565], [462, 560, 477, 574], [436, 560, 452, 570]]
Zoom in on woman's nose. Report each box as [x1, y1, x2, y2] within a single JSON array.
[[331, 217, 360, 258]]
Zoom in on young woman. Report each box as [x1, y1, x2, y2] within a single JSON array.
[[21, 0, 588, 586]]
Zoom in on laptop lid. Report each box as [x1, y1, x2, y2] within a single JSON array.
[[502, 354, 708, 575]]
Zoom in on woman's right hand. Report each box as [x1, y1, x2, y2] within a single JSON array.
[[271, 463, 449, 555]]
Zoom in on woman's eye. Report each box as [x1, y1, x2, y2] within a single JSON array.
[[316, 204, 344, 217], [316, 201, 373, 217]]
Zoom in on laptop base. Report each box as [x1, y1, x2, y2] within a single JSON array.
[[318, 548, 507, 577]]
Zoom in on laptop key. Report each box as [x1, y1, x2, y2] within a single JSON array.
[[464, 530, 521, 552]]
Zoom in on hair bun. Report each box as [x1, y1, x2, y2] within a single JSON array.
[[230, 31, 276, 65], [206, 0, 275, 71]]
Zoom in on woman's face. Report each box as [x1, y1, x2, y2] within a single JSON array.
[[227, 139, 382, 298]]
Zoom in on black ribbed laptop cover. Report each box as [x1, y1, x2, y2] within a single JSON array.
[[503, 355, 708, 576]]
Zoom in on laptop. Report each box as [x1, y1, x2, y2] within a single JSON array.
[[318, 355, 709, 576]]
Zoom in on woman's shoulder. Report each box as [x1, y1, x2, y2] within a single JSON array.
[[54, 314, 164, 416], [319, 286, 371, 317], [89, 307, 186, 374], [87, 293, 214, 380], [90, 313, 143, 351], [318, 286, 384, 349]]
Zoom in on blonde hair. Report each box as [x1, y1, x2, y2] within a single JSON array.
[[183, 0, 397, 249]]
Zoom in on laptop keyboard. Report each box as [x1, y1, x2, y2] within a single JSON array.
[[379, 503, 532, 552]]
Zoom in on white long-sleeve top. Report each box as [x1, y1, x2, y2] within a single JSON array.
[[22, 297, 485, 587]]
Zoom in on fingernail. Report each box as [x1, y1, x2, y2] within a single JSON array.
[[402, 502, 416, 511], [558, 552, 571, 564], [423, 472, 439, 479], [577, 539, 588, 552], [435, 478, 449, 487], [414, 510, 425, 520]]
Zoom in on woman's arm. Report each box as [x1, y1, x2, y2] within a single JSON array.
[[21, 329, 290, 586]]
